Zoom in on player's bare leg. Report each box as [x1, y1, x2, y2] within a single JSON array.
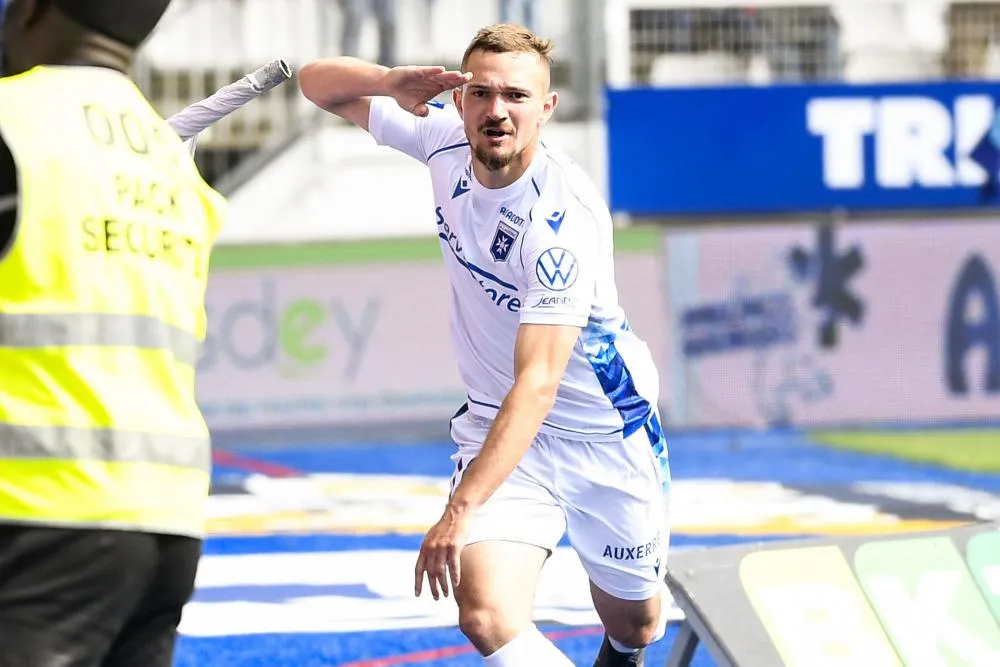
[[590, 581, 662, 666], [454, 541, 574, 665]]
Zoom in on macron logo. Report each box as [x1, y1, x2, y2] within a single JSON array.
[[452, 166, 472, 199], [452, 178, 471, 199], [546, 210, 566, 234]]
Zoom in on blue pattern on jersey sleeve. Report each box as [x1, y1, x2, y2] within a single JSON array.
[[580, 319, 652, 439]]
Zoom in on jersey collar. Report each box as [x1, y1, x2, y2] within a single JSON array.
[[469, 143, 547, 202]]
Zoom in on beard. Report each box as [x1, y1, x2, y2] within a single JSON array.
[[474, 142, 521, 172], [472, 118, 524, 172]]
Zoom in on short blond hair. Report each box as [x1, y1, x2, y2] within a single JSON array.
[[461, 24, 554, 70]]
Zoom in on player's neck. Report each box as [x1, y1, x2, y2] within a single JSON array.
[[473, 143, 540, 190]]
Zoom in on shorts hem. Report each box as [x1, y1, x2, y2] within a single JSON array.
[[465, 535, 557, 555], [589, 580, 664, 602]]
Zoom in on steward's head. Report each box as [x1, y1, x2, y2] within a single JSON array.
[[2, 0, 172, 76]]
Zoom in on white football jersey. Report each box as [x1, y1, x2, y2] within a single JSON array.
[[369, 98, 660, 440]]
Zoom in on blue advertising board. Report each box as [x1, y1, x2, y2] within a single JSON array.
[[606, 82, 1000, 217]]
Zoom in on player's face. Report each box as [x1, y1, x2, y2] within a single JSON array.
[[455, 49, 557, 173]]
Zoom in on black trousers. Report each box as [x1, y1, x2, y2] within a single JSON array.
[[0, 525, 201, 667]]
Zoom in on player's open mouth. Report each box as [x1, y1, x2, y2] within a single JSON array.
[[483, 129, 507, 138]]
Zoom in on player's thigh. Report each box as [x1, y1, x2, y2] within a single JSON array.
[[454, 540, 550, 653], [449, 413, 566, 650], [102, 535, 202, 667], [558, 425, 670, 607], [0, 526, 157, 667], [449, 457, 563, 654]]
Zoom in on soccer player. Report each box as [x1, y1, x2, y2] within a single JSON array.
[[299, 24, 670, 667], [0, 1, 227, 666]]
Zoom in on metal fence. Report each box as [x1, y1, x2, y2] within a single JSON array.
[[133, 0, 599, 186], [609, 0, 1000, 86], [134, 1, 1000, 185]]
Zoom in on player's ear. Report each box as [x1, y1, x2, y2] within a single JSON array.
[[452, 87, 464, 117], [541, 91, 558, 124]]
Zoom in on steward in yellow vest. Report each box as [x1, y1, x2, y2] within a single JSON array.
[[0, 2, 226, 665], [0, 55, 225, 541]]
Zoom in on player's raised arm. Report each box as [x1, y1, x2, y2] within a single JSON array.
[[298, 57, 469, 131]]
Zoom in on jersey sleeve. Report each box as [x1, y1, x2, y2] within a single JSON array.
[[0, 129, 18, 260], [367, 97, 465, 164], [518, 205, 600, 328]]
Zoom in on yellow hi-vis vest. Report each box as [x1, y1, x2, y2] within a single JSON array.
[[0, 65, 227, 537]]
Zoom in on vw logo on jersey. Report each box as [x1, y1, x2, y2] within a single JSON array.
[[535, 247, 579, 291], [491, 222, 519, 262]]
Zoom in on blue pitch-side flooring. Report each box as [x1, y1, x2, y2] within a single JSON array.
[[176, 429, 1000, 666]]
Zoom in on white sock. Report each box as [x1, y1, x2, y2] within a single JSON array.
[[484, 625, 575, 666], [608, 636, 639, 654]]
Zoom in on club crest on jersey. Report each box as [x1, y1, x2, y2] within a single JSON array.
[[491, 222, 519, 262]]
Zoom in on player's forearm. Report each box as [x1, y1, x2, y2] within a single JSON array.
[[449, 377, 557, 513], [298, 57, 390, 109]]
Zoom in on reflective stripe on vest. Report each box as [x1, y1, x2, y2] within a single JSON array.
[[0, 423, 210, 471], [0, 312, 200, 366]]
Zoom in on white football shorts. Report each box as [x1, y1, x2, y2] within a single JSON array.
[[449, 408, 671, 601]]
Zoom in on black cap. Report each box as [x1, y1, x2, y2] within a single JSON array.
[[53, 0, 172, 47]]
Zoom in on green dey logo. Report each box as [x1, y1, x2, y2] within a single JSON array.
[[198, 279, 379, 380]]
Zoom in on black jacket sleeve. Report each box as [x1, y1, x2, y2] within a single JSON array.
[[0, 131, 18, 259]]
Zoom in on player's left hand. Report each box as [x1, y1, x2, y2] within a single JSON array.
[[414, 505, 472, 601]]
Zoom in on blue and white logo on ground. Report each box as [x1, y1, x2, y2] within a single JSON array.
[[207, 473, 451, 534], [205, 472, 995, 537], [179, 548, 680, 636], [536, 248, 579, 291]]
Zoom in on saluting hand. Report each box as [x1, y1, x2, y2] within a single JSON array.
[[384, 66, 471, 117]]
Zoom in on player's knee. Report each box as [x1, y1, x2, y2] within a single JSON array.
[[611, 624, 658, 650], [458, 605, 516, 654], [606, 608, 660, 649]]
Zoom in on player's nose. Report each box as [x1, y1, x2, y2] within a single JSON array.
[[485, 96, 508, 120]]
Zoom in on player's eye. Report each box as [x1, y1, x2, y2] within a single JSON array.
[[507, 92, 527, 101]]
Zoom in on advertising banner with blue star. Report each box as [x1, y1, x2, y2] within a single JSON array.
[[663, 220, 1000, 428]]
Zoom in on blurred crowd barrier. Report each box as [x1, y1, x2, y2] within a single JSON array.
[[135, 0, 595, 185], [135, 1, 1000, 187]]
